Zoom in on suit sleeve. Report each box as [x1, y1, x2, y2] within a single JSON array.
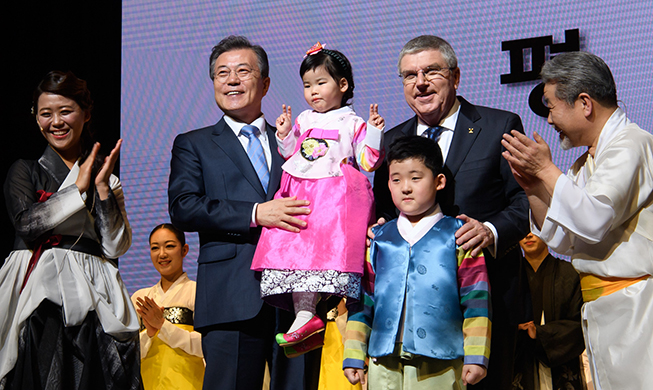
[[168, 132, 255, 236], [486, 113, 530, 258]]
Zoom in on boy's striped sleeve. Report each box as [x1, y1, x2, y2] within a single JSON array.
[[457, 247, 492, 368], [343, 246, 376, 370]]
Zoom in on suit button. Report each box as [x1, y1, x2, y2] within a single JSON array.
[[417, 328, 426, 339], [417, 265, 427, 275]]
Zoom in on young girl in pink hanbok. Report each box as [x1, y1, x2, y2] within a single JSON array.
[[251, 43, 384, 355]]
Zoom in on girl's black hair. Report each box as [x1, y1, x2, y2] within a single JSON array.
[[299, 49, 354, 107]]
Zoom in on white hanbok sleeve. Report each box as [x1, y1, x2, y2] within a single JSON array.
[[538, 131, 653, 253], [131, 289, 154, 358], [156, 320, 203, 357]]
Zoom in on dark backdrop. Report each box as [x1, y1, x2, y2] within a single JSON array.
[[2, 1, 121, 265]]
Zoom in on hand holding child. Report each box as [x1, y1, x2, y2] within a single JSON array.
[[276, 104, 292, 140], [461, 364, 487, 386], [368, 104, 385, 130], [366, 217, 386, 246]]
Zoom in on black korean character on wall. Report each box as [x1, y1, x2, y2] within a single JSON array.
[[501, 29, 580, 117]]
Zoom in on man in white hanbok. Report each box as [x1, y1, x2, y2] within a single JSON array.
[[502, 51, 653, 390]]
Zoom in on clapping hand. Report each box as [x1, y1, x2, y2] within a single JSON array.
[[136, 296, 165, 338], [75, 139, 123, 201]]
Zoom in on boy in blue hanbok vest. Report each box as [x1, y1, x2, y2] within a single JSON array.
[[343, 136, 491, 389]]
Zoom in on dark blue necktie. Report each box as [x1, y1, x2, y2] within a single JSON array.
[[240, 125, 269, 193], [424, 126, 446, 142]]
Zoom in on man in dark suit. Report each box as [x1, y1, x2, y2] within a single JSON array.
[[168, 36, 311, 390], [373, 35, 530, 389]]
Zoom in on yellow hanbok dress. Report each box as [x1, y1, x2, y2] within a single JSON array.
[[131, 273, 204, 390]]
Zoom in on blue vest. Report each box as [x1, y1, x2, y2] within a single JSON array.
[[368, 216, 465, 360]]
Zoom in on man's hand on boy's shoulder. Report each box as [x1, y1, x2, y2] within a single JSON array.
[[455, 214, 494, 257], [366, 217, 386, 246], [462, 364, 487, 386]]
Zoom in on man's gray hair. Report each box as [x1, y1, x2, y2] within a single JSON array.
[[540, 51, 617, 108], [397, 35, 458, 72], [209, 35, 269, 80]]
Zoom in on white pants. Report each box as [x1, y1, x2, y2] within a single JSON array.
[[582, 277, 653, 390]]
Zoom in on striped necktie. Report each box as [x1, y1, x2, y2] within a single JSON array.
[[424, 126, 446, 142], [240, 125, 269, 193]]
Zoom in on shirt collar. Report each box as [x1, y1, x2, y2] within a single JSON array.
[[396, 204, 444, 246], [416, 99, 461, 136], [595, 107, 630, 158], [156, 272, 189, 295], [224, 115, 267, 138]]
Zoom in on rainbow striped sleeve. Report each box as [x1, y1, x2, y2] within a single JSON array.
[[352, 120, 384, 172], [457, 247, 492, 368], [343, 289, 374, 370]]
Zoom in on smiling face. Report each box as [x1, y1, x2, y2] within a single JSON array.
[[388, 157, 446, 225], [36, 93, 89, 164], [302, 65, 347, 113], [149, 228, 188, 283], [399, 49, 460, 126], [543, 83, 587, 149], [213, 48, 270, 124]]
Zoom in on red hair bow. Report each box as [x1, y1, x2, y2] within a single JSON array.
[[306, 42, 325, 56]]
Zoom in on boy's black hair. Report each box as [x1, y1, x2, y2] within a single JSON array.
[[387, 135, 444, 177], [300, 49, 354, 107], [387, 135, 458, 216]]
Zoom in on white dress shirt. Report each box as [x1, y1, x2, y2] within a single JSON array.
[[416, 103, 499, 256], [223, 115, 271, 226]]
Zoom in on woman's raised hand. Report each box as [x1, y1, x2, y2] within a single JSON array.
[[75, 142, 101, 196], [75, 139, 122, 200], [95, 139, 122, 200]]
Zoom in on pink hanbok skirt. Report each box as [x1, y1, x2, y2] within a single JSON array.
[[251, 165, 374, 310]]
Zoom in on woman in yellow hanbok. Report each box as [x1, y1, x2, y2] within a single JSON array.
[[131, 223, 204, 390]]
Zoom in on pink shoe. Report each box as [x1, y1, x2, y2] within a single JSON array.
[[275, 315, 325, 347], [284, 333, 324, 358]]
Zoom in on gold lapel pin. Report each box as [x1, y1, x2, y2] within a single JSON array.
[[468, 128, 474, 134]]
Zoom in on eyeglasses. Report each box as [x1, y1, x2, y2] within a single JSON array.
[[400, 65, 455, 85], [214, 65, 259, 83]]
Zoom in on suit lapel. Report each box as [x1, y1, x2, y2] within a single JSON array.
[[211, 119, 267, 199], [401, 117, 419, 137], [445, 97, 482, 177], [266, 123, 283, 200]]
